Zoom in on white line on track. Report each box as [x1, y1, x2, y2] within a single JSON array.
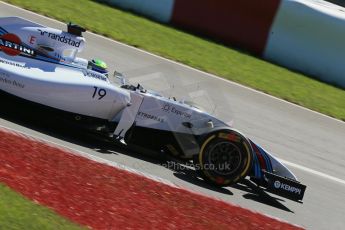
[[1, 1, 344, 187], [280, 159, 345, 186]]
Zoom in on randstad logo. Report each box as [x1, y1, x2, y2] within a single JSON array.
[[37, 29, 81, 47]]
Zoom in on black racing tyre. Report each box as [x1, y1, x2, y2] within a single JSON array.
[[194, 129, 253, 187]]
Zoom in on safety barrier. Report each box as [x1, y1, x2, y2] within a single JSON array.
[[97, 0, 345, 88], [264, 0, 345, 88]]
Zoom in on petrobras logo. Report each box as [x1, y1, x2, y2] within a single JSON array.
[[0, 34, 35, 56], [37, 29, 81, 47], [274, 180, 301, 195]]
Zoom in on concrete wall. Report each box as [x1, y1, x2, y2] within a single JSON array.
[[264, 0, 345, 87], [98, 0, 345, 88]]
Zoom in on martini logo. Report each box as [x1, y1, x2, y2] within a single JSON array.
[[0, 34, 35, 56]]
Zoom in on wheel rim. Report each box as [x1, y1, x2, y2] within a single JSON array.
[[206, 141, 242, 176]]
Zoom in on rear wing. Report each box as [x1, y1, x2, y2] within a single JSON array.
[[0, 17, 86, 63]]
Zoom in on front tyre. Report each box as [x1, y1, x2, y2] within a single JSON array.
[[194, 129, 253, 187]]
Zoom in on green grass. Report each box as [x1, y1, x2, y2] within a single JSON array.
[[3, 0, 345, 120], [0, 183, 84, 229]]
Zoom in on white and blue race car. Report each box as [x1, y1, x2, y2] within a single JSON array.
[[0, 17, 306, 201]]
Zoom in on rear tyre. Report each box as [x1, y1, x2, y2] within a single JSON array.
[[194, 129, 253, 187]]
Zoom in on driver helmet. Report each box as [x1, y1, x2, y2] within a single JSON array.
[[88, 59, 108, 75]]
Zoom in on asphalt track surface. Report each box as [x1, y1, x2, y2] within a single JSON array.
[[1, 2, 345, 229]]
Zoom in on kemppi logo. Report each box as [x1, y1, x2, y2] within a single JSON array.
[[274, 180, 281, 188], [274, 180, 301, 195]]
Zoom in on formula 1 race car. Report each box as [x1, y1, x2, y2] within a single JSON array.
[[0, 17, 306, 201]]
